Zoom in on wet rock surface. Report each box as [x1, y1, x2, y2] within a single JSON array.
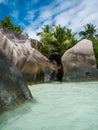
[[0, 50, 32, 110]]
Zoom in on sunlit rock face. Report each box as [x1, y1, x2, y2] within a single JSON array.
[[0, 28, 56, 82], [61, 39, 98, 81], [30, 38, 41, 50], [0, 50, 32, 110]]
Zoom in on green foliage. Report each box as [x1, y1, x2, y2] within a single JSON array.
[[0, 16, 23, 34], [79, 23, 98, 67], [37, 25, 77, 58], [79, 23, 98, 40], [92, 39, 98, 66], [1, 17, 98, 68]]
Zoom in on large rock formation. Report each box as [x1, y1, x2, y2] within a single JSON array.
[[0, 50, 32, 110], [30, 38, 41, 50], [61, 39, 98, 81], [0, 28, 57, 82]]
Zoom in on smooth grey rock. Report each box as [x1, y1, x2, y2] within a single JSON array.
[[0, 50, 32, 110], [61, 39, 98, 81], [0, 28, 57, 82]]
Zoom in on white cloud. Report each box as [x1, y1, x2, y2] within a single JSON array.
[[40, 11, 52, 19], [54, 0, 98, 32], [0, 0, 7, 4], [24, 27, 40, 40], [24, 0, 98, 39], [42, 20, 52, 26], [54, 11, 71, 26], [24, 10, 35, 22]]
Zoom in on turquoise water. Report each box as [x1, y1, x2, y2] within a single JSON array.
[[0, 82, 98, 130]]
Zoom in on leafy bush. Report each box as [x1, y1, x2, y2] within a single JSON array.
[[0, 16, 23, 34]]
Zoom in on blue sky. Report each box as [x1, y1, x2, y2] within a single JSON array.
[[0, 0, 98, 40]]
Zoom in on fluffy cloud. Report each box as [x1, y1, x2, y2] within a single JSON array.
[[1, 0, 97, 40], [54, 0, 98, 32], [24, 25, 41, 40], [24, 0, 98, 40]]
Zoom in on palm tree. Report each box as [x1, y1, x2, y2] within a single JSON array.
[[52, 25, 76, 56], [37, 24, 77, 81], [0, 16, 23, 34], [37, 24, 76, 57], [37, 25, 55, 57], [79, 23, 98, 40], [37, 25, 53, 35]]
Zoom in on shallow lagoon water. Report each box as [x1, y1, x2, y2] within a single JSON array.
[[0, 81, 98, 130]]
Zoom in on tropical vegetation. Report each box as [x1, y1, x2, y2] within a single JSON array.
[[79, 23, 98, 67], [0, 16, 23, 34], [37, 25, 77, 61], [0, 16, 98, 67], [79, 23, 98, 40]]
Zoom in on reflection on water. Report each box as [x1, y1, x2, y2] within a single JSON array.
[[0, 82, 98, 130]]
